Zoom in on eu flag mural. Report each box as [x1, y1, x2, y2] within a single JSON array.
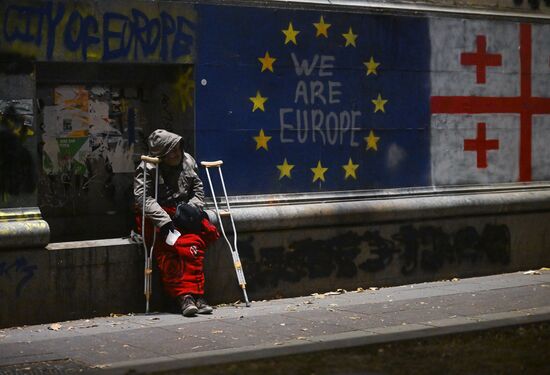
[[196, 5, 431, 195]]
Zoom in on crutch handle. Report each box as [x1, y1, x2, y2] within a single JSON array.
[[141, 155, 160, 164], [201, 160, 223, 168]]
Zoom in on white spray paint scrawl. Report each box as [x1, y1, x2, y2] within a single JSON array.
[[386, 143, 406, 170], [106, 140, 135, 173]]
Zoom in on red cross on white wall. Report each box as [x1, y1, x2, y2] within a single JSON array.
[[463, 122, 499, 168], [460, 35, 502, 84]]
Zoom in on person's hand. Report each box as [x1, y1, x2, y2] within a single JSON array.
[[160, 221, 175, 237], [160, 221, 181, 246]]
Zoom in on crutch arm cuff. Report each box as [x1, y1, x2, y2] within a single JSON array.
[[141, 155, 160, 164], [201, 160, 223, 167]]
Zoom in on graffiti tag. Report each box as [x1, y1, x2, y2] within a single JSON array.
[[1, 1, 195, 62], [0, 257, 37, 297], [239, 224, 511, 291]]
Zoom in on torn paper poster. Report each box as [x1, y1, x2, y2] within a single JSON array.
[[54, 86, 89, 112], [57, 137, 90, 175], [44, 106, 89, 137]]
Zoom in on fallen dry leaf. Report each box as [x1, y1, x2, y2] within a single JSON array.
[[48, 323, 62, 331]]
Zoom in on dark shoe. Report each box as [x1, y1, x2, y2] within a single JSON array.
[[178, 294, 198, 317], [195, 296, 213, 314]]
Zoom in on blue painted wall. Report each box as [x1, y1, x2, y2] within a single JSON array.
[[196, 5, 431, 195]]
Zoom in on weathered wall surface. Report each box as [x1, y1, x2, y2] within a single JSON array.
[[3, 187, 550, 327], [387, 0, 550, 13], [0, 239, 146, 328], [0, 0, 196, 63], [206, 187, 550, 301], [1, 0, 550, 327], [2, 0, 550, 239], [0, 0, 197, 241], [196, 4, 550, 194]]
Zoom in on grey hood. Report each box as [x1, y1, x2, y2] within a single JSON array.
[[147, 129, 182, 158]]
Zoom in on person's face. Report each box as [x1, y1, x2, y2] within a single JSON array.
[[163, 143, 182, 166]]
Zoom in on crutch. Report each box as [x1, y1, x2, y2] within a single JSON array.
[[140, 155, 160, 314], [201, 160, 250, 307]]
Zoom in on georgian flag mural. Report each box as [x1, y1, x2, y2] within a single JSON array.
[[195, 5, 550, 195], [431, 20, 550, 185]]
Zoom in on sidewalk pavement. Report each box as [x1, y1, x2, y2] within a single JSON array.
[[1, 270, 550, 374]]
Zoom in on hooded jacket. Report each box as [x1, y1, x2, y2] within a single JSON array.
[[134, 130, 205, 228]]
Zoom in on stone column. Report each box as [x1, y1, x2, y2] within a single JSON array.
[[0, 56, 50, 249]]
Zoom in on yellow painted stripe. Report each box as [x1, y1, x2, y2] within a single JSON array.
[[0, 209, 42, 222]]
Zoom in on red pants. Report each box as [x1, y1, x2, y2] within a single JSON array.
[[136, 207, 219, 298]]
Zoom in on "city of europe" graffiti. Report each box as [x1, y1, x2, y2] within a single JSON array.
[[1, 1, 195, 62]]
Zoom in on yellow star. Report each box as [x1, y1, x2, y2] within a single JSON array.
[[364, 57, 380, 76], [365, 130, 380, 151], [342, 158, 359, 180], [282, 22, 300, 45], [372, 93, 388, 113], [311, 161, 328, 182], [253, 129, 272, 151], [249, 91, 268, 112], [277, 158, 295, 179], [342, 27, 357, 47], [258, 51, 276, 72], [313, 16, 331, 38]]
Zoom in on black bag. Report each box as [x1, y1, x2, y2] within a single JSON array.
[[173, 203, 205, 233]]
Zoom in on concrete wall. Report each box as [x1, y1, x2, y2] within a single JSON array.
[[208, 186, 550, 301], [0, 239, 145, 328], [1, 0, 550, 328], [2, 186, 550, 328]]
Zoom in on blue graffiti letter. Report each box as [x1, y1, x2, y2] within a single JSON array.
[[172, 16, 194, 60], [103, 12, 132, 61], [46, 1, 65, 59], [64, 11, 100, 61], [131, 9, 160, 59], [160, 11, 175, 62]]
